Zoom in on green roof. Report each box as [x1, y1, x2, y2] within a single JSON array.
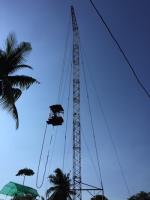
[[0, 182, 39, 197]]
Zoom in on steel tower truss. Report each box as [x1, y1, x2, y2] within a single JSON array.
[[71, 6, 82, 200]]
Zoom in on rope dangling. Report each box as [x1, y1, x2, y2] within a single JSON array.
[[36, 123, 49, 189]]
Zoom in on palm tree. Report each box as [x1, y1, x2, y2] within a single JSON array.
[[91, 195, 108, 200], [16, 168, 35, 185], [128, 191, 150, 200], [46, 168, 74, 200], [0, 33, 39, 128]]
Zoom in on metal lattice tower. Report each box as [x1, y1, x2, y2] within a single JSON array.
[[71, 6, 82, 200]]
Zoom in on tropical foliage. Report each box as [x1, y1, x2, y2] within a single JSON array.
[[0, 33, 39, 128], [128, 191, 150, 200], [16, 168, 35, 185], [46, 168, 74, 200], [91, 195, 108, 200]]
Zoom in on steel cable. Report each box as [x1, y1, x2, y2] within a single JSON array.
[[81, 49, 104, 193], [89, 0, 150, 100]]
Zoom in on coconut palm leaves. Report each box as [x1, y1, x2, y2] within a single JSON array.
[[46, 168, 74, 200], [0, 33, 39, 128], [91, 195, 108, 200], [128, 191, 150, 200], [16, 168, 35, 185]]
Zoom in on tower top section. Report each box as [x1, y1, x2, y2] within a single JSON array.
[[71, 6, 79, 32]]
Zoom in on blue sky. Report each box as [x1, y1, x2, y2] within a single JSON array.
[[0, 1, 150, 200]]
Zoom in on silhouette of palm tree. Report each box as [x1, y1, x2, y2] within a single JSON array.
[[46, 168, 74, 200], [91, 195, 108, 200], [0, 33, 39, 128], [128, 191, 150, 200], [16, 168, 35, 185]]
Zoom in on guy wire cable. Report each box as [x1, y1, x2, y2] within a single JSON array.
[[80, 42, 131, 195], [81, 124, 100, 184], [89, 0, 150, 100], [80, 46, 104, 193]]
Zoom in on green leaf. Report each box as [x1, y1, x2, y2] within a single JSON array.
[[5, 33, 17, 55], [7, 75, 39, 90]]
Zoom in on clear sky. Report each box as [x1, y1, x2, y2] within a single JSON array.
[[0, 1, 150, 200]]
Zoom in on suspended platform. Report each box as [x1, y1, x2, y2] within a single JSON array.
[[47, 104, 64, 126]]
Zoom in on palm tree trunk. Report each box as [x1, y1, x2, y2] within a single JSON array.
[[23, 175, 25, 185]]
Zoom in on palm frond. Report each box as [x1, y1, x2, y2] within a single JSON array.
[[0, 33, 39, 129], [0, 79, 22, 101], [0, 81, 19, 128], [1, 36, 32, 75], [5, 103, 19, 129], [46, 188, 53, 198], [0, 81, 15, 105], [6, 33, 17, 55], [5, 41, 32, 74], [12, 88, 22, 101], [16, 168, 34, 176], [46, 189, 61, 199], [0, 81, 2, 96], [46, 192, 57, 200], [10, 41, 32, 64], [0, 52, 8, 76], [46, 188, 51, 198], [0, 99, 19, 129], [0, 88, 21, 104], [8, 75, 39, 90], [54, 168, 64, 175], [8, 64, 33, 74], [47, 168, 73, 200], [11, 104, 19, 129], [48, 175, 59, 185], [55, 168, 64, 183]]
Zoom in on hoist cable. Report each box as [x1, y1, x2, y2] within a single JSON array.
[[89, 0, 150, 100], [80, 43, 131, 195], [36, 123, 48, 188], [49, 127, 58, 168], [36, 10, 71, 190], [81, 50, 104, 192], [36, 124, 53, 188], [62, 63, 72, 170]]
